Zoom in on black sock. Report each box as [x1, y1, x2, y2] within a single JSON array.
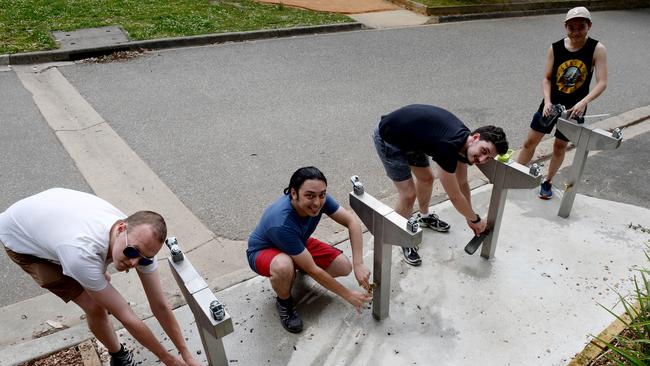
[[277, 296, 293, 307], [109, 344, 126, 356]]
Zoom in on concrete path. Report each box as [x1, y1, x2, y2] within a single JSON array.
[[255, 0, 401, 14], [351, 10, 430, 28], [106, 187, 650, 366]]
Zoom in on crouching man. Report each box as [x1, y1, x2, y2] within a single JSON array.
[[247, 166, 371, 333], [0, 188, 199, 366]]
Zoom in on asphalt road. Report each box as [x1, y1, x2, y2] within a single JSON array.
[[56, 9, 650, 240], [1, 9, 649, 306]]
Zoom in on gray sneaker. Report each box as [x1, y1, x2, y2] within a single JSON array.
[[402, 246, 422, 266], [417, 213, 450, 232]]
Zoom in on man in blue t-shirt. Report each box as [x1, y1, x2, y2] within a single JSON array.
[[247, 166, 371, 333], [374, 104, 509, 266]]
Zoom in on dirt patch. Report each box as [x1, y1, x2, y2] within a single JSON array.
[[80, 49, 148, 63], [588, 328, 635, 366], [18, 346, 84, 366]]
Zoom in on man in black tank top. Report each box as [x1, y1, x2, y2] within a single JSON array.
[[516, 6, 608, 199]]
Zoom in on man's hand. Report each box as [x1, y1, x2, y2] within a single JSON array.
[[467, 216, 487, 236], [568, 100, 587, 120], [161, 354, 187, 366], [542, 102, 553, 117], [181, 353, 201, 366], [346, 291, 372, 313], [353, 263, 370, 289]]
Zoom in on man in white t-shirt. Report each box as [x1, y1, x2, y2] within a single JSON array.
[[0, 188, 199, 366]]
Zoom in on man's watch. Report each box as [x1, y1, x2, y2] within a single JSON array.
[[470, 214, 481, 224]]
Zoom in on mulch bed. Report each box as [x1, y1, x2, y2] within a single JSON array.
[[18, 346, 84, 366]]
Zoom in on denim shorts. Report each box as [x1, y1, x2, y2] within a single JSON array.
[[373, 127, 429, 182]]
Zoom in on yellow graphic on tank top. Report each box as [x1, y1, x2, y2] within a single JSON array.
[[556, 59, 588, 94]]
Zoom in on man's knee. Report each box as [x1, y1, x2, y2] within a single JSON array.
[[415, 172, 434, 186], [552, 139, 568, 156], [396, 184, 417, 205], [327, 255, 352, 277], [269, 254, 295, 279], [523, 136, 540, 150]]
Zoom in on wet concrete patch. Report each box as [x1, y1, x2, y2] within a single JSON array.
[[51, 26, 128, 50]]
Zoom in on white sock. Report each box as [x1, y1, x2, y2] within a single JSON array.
[[419, 210, 429, 217]]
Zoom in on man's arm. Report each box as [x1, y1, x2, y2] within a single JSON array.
[[328, 207, 370, 288], [455, 162, 471, 205], [542, 46, 555, 117], [568, 43, 608, 118], [437, 165, 486, 235], [86, 284, 185, 366], [291, 250, 370, 312], [139, 269, 200, 366], [437, 165, 476, 220]]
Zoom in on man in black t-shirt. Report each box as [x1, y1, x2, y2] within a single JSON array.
[[373, 104, 509, 266], [516, 6, 607, 199]]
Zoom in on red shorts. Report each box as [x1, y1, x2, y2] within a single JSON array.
[[254, 237, 343, 277]]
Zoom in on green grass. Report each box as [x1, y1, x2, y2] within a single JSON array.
[[0, 0, 351, 54]]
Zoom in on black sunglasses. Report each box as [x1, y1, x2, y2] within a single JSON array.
[[123, 228, 155, 266]]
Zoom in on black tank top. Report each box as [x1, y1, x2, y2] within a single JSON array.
[[549, 37, 599, 109]]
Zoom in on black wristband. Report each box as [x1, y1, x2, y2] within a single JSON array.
[[470, 214, 481, 224]]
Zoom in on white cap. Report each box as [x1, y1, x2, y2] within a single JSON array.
[[565, 6, 591, 22]]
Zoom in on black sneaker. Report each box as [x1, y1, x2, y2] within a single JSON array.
[[402, 246, 422, 266], [110, 344, 136, 366], [417, 213, 451, 232], [275, 297, 303, 333]]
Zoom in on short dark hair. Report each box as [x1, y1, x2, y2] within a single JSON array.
[[471, 126, 509, 155], [125, 211, 167, 243], [283, 166, 327, 195]]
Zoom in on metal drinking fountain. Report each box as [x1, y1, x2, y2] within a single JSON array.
[[555, 118, 623, 218], [464, 159, 542, 258], [165, 237, 234, 366], [349, 176, 423, 320]]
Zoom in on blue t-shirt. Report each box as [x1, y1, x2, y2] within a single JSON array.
[[246, 194, 340, 271]]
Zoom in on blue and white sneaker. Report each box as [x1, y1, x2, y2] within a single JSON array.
[[539, 181, 553, 200]]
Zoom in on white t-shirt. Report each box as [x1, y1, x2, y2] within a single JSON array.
[[0, 188, 157, 291]]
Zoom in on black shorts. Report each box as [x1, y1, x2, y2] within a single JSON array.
[[529, 106, 585, 142]]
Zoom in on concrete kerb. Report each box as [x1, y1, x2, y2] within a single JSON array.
[[2, 22, 364, 65], [389, 0, 649, 19]]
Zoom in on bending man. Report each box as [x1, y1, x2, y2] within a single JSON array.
[[374, 104, 509, 266], [0, 188, 199, 366]]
